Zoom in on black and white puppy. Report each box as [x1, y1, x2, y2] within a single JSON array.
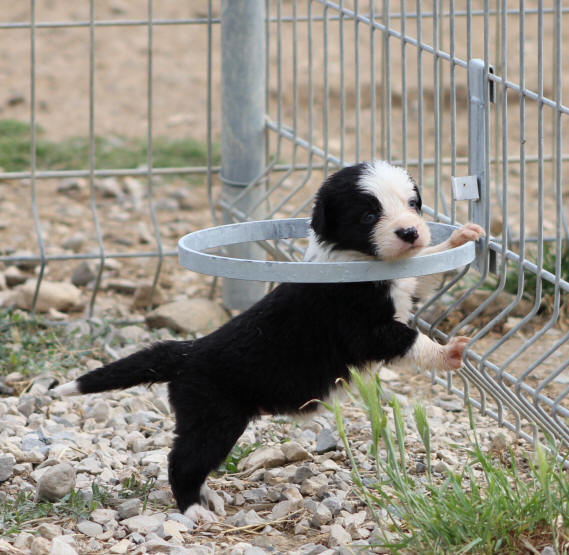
[[54, 160, 483, 523]]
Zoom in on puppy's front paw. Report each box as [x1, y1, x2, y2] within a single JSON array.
[[443, 336, 469, 370], [184, 503, 218, 527], [448, 223, 485, 248]]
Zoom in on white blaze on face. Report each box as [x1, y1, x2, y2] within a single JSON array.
[[359, 160, 431, 260]]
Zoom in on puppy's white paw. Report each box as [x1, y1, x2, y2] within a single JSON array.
[[443, 336, 469, 370], [448, 223, 485, 248], [184, 503, 218, 526]]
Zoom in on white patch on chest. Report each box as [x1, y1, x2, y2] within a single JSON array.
[[390, 277, 417, 324]]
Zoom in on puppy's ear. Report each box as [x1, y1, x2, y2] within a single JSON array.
[[310, 195, 327, 236]]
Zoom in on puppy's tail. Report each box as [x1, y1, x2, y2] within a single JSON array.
[[53, 340, 190, 396]]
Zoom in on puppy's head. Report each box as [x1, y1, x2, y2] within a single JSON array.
[[310, 160, 430, 261]]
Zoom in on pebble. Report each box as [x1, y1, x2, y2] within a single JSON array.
[[117, 498, 142, 521], [120, 513, 167, 535], [77, 520, 104, 538], [328, 523, 352, 547], [13, 280, 82, 313], [38, 523, 61, 539], [71, 261, 96, 287], [146, 298, 229, 335], [35, 462, 76, 501], [0, 453, 16, 481], [315, 429, 339, 454], [237, 446, 286, 472]]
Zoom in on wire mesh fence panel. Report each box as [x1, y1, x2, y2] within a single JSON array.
[[1, 2, 568, 445], [217, 1, 569, 446]]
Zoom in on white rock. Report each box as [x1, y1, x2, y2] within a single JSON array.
[[237, 446, 286, 472], [328, 523, 352, 547], [77, 520, 104, 538], [14, 280, 81, 312], [38, 523, 61, 539], [120, 513, 167, 535], [281, 441, 311, 463], [50, 536, 79, 555], [109, 539, 131, 554], [146, 298, 229, 335], [0, 453, 16, 481], [35, 462, 76, 502]]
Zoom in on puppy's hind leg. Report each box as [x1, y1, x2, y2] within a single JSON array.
[[168, 406, 249, 524]]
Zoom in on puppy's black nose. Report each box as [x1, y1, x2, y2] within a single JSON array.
[[395, 227, 419, 244]]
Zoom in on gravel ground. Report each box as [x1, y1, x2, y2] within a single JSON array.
[[0, 320, 522, 555]]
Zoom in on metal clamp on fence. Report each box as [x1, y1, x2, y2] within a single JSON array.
[[178, 219, 475, 283]]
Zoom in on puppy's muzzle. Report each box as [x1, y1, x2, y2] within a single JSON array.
[[395, 226, 419, 244]]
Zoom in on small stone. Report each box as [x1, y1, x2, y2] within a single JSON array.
[[378, 367, 400, 382], [541, 547, 556, 555], [13, 532, 33, 549], [328, 524, 352, 547], [433, 461, 446, 474], [120, 513, 166, 535], [315, 429, 339, 454], [110, 539, 131, 554], [50, 536, 79, 555], [489, 433, 508, 453], [77, 520, 104, 538], [30, 537, 51, 555], [434, 398, 463, 412], [85, 400, 110, 423], [237, 446, 286, 472], [117, 498, 141, 520], [76, 456, 103, 474], [96, 177, 123, 198], [38, 523, 61, 539], [36, 462, 76, 501], [243, 487, 268, 503], [158, 519, 188, 541], [4, 266, 27, 287], [62, 233, 85, 253], [131, 284, 166, 311], [58, 177, 87, 194], [146, 298, 229, 335], [71, 261, 96, 287], [294, 464, 317, 484], [0, 453, 16, 481], [305, 500, 332, 527], [271, 500, 300, 520], [281, 441, 311, 463], [14, 280, 81, 313]]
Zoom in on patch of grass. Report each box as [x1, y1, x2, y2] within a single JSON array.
[[330, 370, 569, 554], [119, 473, 156, 511], [218, 442, 261, 475], [0, 118, 219, 173], [0, 308, 110, 380], [0, 483, 109, 536]]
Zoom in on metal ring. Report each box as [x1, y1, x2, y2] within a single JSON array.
[[178, 218, 475, 283]]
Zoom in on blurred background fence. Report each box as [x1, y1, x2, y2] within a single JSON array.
[[1, 1, 568, 446]]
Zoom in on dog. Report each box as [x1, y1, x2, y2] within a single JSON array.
[[54, 160, 484, 524]]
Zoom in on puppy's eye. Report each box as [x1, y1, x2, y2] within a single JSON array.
[[409, 198, 421, 211], [360, 212, 378, 225]]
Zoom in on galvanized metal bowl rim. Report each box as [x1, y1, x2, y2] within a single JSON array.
[[178, 218, 475, 283]]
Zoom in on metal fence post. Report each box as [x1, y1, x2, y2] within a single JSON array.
[[220, 0, 267, 310], [468, 58, 490, 272]]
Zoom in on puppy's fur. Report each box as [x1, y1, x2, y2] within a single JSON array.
[[54, 160, 483, 523]]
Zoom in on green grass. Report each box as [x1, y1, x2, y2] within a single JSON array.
[[329, 370, 569, 554], [0, 308, 104, 379], [0, 118, 219, 173], [0, 483, 109, 536], [218, 442, 261, 474]]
